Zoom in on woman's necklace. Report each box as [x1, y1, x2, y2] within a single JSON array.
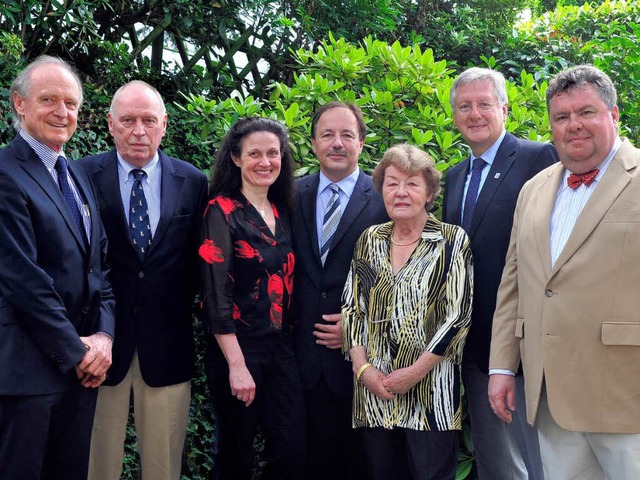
[[391, 226, 421, 246], [255, 199, 271, 218]]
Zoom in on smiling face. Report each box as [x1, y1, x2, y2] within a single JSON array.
[[13, 64, 81, 152], [453, 79, 507, 157], [312, 107, 364, 182], [108, 83, 167, 168], [549, 85, 619, 174], [234, 131, 282, 193], [381, 164, 433, 222]]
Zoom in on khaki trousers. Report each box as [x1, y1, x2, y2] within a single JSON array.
[[88, 352, 191, 480], [537, 387, 640, 480]]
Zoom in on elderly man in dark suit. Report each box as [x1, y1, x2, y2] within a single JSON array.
[[442, 67, 557, 479], [80, 81, 208, 480], [292, 101, 388, 480], [0, 55, 115, 480]]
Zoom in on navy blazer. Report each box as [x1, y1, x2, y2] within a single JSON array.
[[292, 171, 388, 394], [0, 135, 115, 395], [79, 149, 208, 387], [442, 132, 558, 373]]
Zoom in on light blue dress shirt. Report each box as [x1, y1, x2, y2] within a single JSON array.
[[20, 130, 92, 240], [315, 168, 360, 247], [117, 152, 162, 237], [460, 130, 507, 224]]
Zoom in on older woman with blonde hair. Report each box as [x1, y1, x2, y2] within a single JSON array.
[[342, 144, 473, 479]]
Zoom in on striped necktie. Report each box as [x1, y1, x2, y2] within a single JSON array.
[[320, 184, 341, 265]]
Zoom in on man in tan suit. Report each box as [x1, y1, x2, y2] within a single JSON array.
[[488, 65, 640, 479]]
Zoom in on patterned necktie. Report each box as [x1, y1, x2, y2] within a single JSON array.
[[320, 183, 341, 265], [462, 157, 486, 232], [567, 169, 599, 189], [129, 169, 152, 258], [55, 156, 85, 238]]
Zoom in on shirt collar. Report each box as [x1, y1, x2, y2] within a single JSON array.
[[559, 136, 622, 190], [19, 130, 66, 171], [117, 151, 161, 183], [317, 167, 360, 199], [470, 129, 507, 169]]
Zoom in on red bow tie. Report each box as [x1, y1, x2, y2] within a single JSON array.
[[567, 169, 599, 189]]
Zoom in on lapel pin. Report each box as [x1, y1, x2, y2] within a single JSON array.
[[494, 173, 501, 179]]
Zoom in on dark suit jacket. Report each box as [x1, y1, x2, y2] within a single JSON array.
[[0, 135, 115, 395], [442, 132, 558, 373], [79, 149, 208, 387], [292, 171, 388, 395]]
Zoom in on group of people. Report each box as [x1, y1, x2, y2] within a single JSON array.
[[0, 52, 638, 480]]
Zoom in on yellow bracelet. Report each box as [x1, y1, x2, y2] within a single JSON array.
[[356, 362, 372, 382]]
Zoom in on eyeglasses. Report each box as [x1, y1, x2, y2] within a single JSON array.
[[454, 101, 500, 114]]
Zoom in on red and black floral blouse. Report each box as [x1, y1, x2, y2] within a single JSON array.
[[199, 193, 295, 338]]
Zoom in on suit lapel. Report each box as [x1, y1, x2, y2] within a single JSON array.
[[445, 159, 467, 225], [92, 151, 131, 248], [67, 161, 94, 253], [330, 171, 372, 255], [533, 165, 562, 279], [299, 174, 321, 261], [15, 139, 87, 253], [551, 141, 635, 276], [469, 134, 518, 237], [149, 152, 183, 255]]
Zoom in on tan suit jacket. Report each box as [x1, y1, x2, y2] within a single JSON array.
[[490, 138, 640, 433]]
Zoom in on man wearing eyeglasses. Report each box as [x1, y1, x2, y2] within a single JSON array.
[[442, 67, 558, 480]]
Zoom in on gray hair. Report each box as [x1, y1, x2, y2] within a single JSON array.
[[109, 80, 166, 115], [545, 65, 617, 110], [9, 55, 84, 131], [450, 67, 508, 108], [372, 143, 442, 212]]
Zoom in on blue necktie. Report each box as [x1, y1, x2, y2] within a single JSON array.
[[129, 169, 152, 258], [55, 156, 85, 238], [320, 184, 341, 265], [462, 157, 486, 232]]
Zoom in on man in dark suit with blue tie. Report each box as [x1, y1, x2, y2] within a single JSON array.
[[0, 56, 116, 480], [292, 102, 388, 480], [79, 81, 208, 480], [442, 67, 558, 479]]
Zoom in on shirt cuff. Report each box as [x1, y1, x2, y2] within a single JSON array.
[[489, 369, 516, 376]]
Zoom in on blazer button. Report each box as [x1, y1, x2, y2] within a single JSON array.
[[82, 306, 90, 314], [138, 271, 145, 279], [545, 289, 553, 298], [321, 292, 327, 299], [88, 264, 94, 273]]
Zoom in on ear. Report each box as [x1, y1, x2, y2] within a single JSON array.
[[107, 112, 115, 137], [13, 91, 25, 117], [231, 155, 241, 167]]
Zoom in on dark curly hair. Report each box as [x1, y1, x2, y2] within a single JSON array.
[[209, 117, 295, 209]]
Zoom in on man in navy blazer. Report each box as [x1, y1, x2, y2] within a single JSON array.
[[80, 81, 208, 480], [442, 67, 558, 479], [0, 56, 115, 479], [292, 102, 388, 480]]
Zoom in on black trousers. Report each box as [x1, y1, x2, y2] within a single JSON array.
[[206, 333, 305, 480], [361, 426, 458, 480], [0, 382, 98, 480], [304, 376, 366, 480]]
